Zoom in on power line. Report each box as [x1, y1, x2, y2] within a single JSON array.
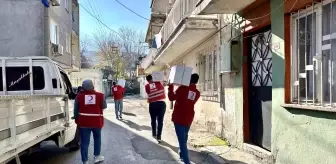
[[115, 0, 150, 21], [79, 3, 122, 37], [86, 0, 105, 31]]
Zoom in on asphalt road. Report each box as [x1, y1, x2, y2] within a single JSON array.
[[8, 97, 209, 164], [10, 97, 202, 164], [9, 121, 184, 164]]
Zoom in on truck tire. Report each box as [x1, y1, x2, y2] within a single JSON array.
[[69, 127, 81, 151]]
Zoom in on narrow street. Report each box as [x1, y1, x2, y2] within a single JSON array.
[[13, 96, 210, 164]]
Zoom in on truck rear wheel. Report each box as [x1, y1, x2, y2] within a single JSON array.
[[69, 127, 80, 151]]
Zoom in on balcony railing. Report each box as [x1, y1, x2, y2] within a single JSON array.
[[161, 0, 199, 43], [141, 48, 157, 69]]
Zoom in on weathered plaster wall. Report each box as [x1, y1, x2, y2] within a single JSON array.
[[50, 0, 73, 67], [0, 0, 45, 57], [171, 35, 224, 139], [217, 20, 245, 147], [171, 30, 246, 148], [271, 0, 336, 163]]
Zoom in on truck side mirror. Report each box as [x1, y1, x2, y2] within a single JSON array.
[[68, 92, 77, 100]]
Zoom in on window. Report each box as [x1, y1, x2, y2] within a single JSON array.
[[72, 11, 75, 22], [66, 33, 71, 53], [198, 45, 218, 92], [291, 2, 336, 106], [60, 71, 73, 94], [50, 20, 59, 44], [0, 67, 2, 91], [4, 66, 45, 91], [64, 0, 70, 12]]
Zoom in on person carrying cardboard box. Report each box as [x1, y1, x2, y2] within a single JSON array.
[[168, 74, 200, 164], [112, 81, 125, 119], [145, 74, 166, 143]]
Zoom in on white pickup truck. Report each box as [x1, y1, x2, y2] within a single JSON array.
[[0, 57, 80, 163]]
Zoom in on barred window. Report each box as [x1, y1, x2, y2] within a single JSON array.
[[291, 1, 336, 106]]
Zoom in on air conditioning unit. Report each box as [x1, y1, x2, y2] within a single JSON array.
[[52, 43, 64, 55], [50, 0, 61, 6]]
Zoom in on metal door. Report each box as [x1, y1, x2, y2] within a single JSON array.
[[249, 30, 272, 151]]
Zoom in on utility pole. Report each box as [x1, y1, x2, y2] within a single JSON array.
[[112, 46, 120, 81]]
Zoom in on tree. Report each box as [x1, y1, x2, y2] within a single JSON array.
[[93, 26, 146, 80], [117, 27, 146, 79], [93, 30, 125, 80], [80, 35, 93, 68]]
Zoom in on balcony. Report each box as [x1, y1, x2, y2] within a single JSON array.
[[194, 0, 256, 14], [151, 0, 217, 66], [151, 0, 171, 14], [145, 13, 166, 47], [140, 48, 162, 73]]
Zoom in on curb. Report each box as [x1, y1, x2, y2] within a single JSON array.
[[203, 152, 227, 164]]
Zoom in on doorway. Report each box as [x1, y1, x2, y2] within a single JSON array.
[[247, 29, 272, 151]]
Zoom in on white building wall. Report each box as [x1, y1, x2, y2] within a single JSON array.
[[169, 34, 225, 136], [138, 77, 147, 98], [70, 69, 104, 94]]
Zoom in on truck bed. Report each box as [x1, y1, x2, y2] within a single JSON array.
[[0, 94, 71, 163]]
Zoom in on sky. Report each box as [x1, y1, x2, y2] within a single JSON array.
[[79, 0, 151, 42]]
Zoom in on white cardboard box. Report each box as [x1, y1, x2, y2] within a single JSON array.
[[152, 71, 165, 82], [118, 79, 126, 87], [168, 65, 193, 86]]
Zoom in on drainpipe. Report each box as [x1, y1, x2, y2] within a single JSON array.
[[44, 7, 51, 58]]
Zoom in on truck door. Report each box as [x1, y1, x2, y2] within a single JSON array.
[[59, 70, 76, 120]]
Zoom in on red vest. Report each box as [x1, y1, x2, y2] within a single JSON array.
[[112, 85, 124, 100], [145, 81, 166, 103], [76, 90, 104, 128]]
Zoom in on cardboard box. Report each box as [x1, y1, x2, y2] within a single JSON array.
[[152, 71, 165, 82], [168, 65, 193, 86], [118, 79, 126, 87]]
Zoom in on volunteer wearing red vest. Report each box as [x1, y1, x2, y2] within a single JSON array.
[[112, 82, 125, 119], [145, 74, 166, 143], [168, 73, 200, 164], [73, 80, 107, 164]]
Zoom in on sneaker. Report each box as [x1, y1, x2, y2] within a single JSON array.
[[94, 155, 104, 163], [119, 115, 122, 119], [157, 136, 162, 143]]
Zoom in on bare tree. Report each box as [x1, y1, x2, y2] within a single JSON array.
[[93, 30, 125, 79], [93, 26, 146, 79], [80, 35, 93, 68], [117, 27, 146, 79]]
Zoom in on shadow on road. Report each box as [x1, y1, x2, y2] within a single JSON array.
[[8, 118, 181, 164], [227, 161, 249, 164], [7, 116, 243, 164], [8, 141, 78, 164], [159, 140, 209, 163], [122, 112, 137, 117], [120, 119, 152, 131]]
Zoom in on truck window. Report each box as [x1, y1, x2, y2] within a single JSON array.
[[5, 66, 45, 91], [60, 71, 73, 94]]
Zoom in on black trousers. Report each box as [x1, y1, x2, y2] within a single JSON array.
[[149, 101, 166, 138]]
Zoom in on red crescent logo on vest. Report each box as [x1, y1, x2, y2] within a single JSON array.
[[89, 95, 93, 101]]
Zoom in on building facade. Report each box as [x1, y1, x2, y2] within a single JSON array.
[[0, 0, 80, 72], [139, 0, 336, 163]]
